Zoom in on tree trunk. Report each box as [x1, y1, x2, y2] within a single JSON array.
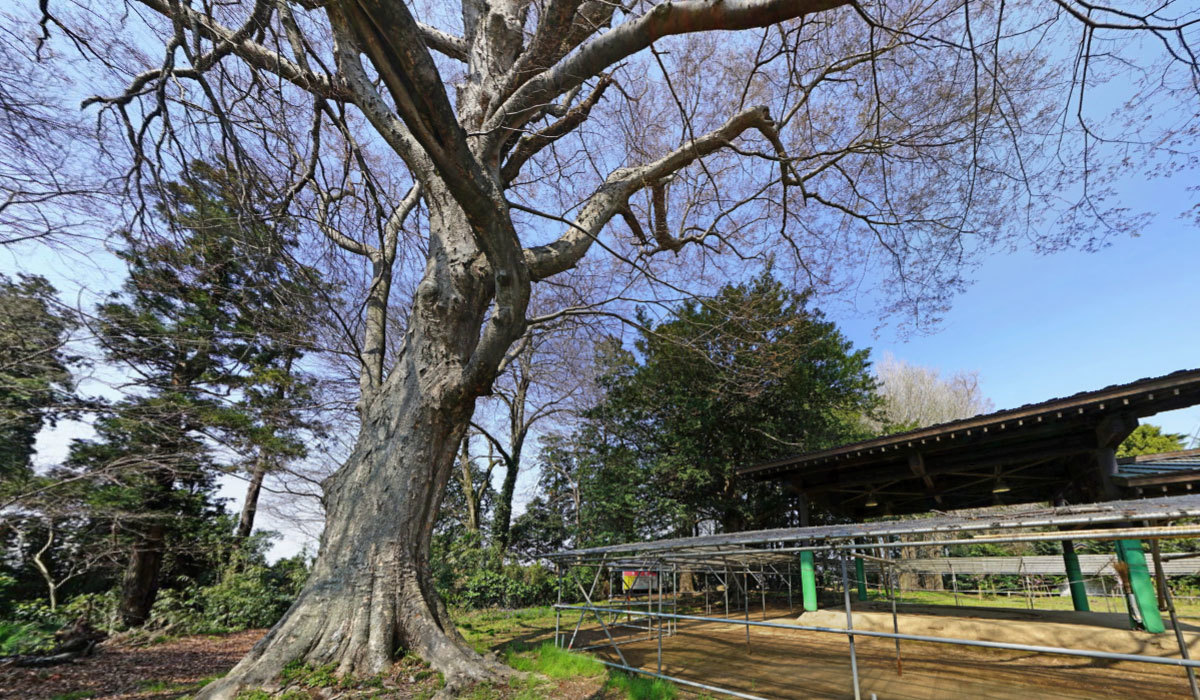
[[32, 527, 58, 611], [120, 466, 176, 627], [198, 186, 519, 699], [119, 521, 166, 627], [492, 373, 528, 554], [458, 437, 482, 534], [237, 459, 268, 541], [492, 455, 520, 552]]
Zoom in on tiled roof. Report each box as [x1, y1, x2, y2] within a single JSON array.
[[740, 368, 1200, 478]]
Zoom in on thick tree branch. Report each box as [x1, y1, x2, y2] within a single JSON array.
[[419, 24, 469, 61], [316, 189, 375, 258], [486, 0, 851, 143], [128, 0, 344, 100], [339, 0, 494, 219], [499, 75, 613, 184], [328, 12, 428, 175], [522, 105, 783, 280]]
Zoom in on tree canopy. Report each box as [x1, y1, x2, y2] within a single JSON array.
[[12, 0, 1200, 692], [0, 274, 75, 483], [874, 353, 993, 433], [1118, 424, 1190, 458], [66, 162, 326, 626], [513, 273, 878, 554]]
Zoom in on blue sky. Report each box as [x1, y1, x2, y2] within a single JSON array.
[[837, 225, 1200, 443]]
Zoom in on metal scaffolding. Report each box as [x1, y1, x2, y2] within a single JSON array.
[[548, 493, 1200, 700]]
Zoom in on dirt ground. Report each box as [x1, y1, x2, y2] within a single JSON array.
[[569, 601, 1200, 699], [8, 602, 1198, 700], [0, 626, 600, 700], [0, 629, 264, 700]]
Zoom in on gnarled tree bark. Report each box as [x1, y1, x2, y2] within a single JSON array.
[[202, 183, 520, 697]]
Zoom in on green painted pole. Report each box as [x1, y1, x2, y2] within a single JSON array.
[[854, 555, 868, 601], [1116, 539, 1165, 634], [801, 551, 818, 612], [1062, 539, 1090, 612]]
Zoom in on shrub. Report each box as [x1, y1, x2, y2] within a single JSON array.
[[146, 554, 308, 634], [62, 590, 121, 631], [10, 599, 59, 626], [459, 564, 556, 609], [0, 574, 16, 618], [0, 620, 57, 655], [195, 560, 306, 630]]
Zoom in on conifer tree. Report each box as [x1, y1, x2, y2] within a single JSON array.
[[71, 162, 325, 626]]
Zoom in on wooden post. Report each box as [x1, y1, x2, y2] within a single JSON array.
[[854, 545, 868, 602], [743, 569, 751, 647], [656, 565, 663, 673], [554, 564, 562, 648], [787, 562, 793, 612], [724, 562, 730, 617], [1149, 538, 1169, 610]]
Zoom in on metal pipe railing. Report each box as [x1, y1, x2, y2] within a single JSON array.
[[594, 658, 768, 700], [561, 524, 1200, 565], [546, 501, 1200, 561], [556, 604, 1200, 670]]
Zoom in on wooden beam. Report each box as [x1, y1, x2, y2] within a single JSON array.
[[909, 453, 943, 506], [739, 369, 1200, 478], [1097, 412, 1138, 450], [1096, 447, 1121, 500]]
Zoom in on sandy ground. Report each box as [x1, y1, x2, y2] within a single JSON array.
[[569, 602, 1200, 699]]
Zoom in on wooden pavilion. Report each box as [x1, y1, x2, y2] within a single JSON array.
[[739, 368, 1200, 520]]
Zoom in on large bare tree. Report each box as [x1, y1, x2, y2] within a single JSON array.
[[28, 0, 1200, 695]]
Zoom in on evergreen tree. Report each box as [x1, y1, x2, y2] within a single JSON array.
[[1118, 424, 1189, 458], [70, 161, 325, 626], [0, 274, 76, 484], [567, 273, 879, 540]]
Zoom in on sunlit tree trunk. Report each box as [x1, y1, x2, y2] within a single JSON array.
[[236, 460, 268, 541], [201, 183, 517, 698]]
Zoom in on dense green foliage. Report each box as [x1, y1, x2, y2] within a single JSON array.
[[432, 532, 557, 609], [1, 162, 324, 635], [1117, 423, 1189, 458], [1, 527, 307, 643], [0, 274, 76, 484], [67, 162, 324, 625], [512, 273, 878, 553]]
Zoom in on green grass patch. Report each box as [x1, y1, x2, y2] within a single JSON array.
[[605, 671, 678, 700], [195, 673, 225, 687], [456, 607, 558, 645], [454, 606, 691, 700], [279, 659, 341, 688], [504, 641, 605, 679]]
